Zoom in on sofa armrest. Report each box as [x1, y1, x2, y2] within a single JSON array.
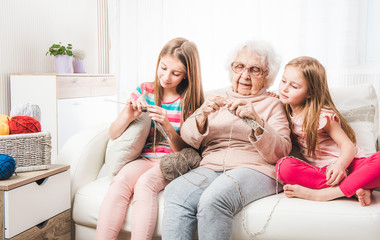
[[56, 123, 110, 201]]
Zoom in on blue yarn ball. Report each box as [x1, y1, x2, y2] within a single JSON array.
[[0, 154, 16, 180]]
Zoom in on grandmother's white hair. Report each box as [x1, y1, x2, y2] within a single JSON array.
[[225, 40, 281, 89]]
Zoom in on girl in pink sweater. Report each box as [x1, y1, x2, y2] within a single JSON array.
[[276, 56, 380, 206]]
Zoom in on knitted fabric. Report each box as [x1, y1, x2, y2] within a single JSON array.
[[160, 148, 201, 181], [8, 116, 41, 134]]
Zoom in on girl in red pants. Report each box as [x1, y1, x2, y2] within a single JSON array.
[[276, 56, 380, 206]]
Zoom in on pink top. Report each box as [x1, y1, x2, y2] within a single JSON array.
[[181, 88, 292, 180], [291, 108, 366, 168]]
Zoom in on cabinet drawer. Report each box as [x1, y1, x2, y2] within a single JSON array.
[[57, 76, 116, 98], [4, 170, 71, 238], [10, 210, 71, 240], [90, 77, 117, 96], [57, 77, 92, 98]]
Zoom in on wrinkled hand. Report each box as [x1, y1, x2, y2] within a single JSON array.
[[326, 161, 347, 186], [227, 99, 261, 123], [146, 105, 171, 130], [199, 94, 227, 117]]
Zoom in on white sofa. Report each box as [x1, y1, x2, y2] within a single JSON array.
[[57, 84, 380, 240]]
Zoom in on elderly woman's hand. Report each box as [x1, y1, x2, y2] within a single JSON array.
[[227, 99, 259, 120], [194, 94, 227, 134], [227, 99, 264, 136], [198, 94, 227, 117]]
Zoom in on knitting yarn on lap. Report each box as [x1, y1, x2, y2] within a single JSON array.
[[8, 116, 41, 134], [160, 148, 201, 181], [0, 154, 16, 180]]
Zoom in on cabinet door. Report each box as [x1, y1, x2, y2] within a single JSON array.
[[57, 95, 117, 151]]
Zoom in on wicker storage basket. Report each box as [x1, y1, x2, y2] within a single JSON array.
[[0, 131, 51, 172]]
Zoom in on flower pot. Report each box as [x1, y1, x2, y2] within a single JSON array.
[[73, 60, 86, 73], [55, 55, 73, 73]]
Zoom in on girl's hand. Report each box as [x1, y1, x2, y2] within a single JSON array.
[[125, 97, 145, 120], [267, 91, 279, 98], [198, 94, 227, 117], [146, 105, 171, 130], [326, 161, 347, 186]]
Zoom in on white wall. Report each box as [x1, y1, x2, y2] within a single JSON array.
[[110, 0, 379, 100], [0, 0, 99, 115]]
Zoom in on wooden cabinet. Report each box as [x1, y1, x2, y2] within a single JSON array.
[[0, 165, 71, 240], [10, 74, 118, 162]]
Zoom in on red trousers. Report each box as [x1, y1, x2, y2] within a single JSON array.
[[276, 151, 380, 197]]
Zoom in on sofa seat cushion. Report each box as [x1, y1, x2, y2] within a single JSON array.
[[72, 176, 165, 237], [74, 176, 380, 240], [233, 191, 380, 240]]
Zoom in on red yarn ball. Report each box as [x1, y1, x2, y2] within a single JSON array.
[[8, 116, 41, 134]]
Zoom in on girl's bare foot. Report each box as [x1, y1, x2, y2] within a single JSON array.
[[356, 188, 372, 206], [283, 184, 344, 201]]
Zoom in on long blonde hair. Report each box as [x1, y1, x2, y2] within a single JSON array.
[[284, 56, 356, 157], [153, 37, 204, 142]]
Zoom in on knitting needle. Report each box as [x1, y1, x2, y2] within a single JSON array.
[[105, 99, 148, 112], [105, 99, 171, 142], [189, 109, 268, 133]]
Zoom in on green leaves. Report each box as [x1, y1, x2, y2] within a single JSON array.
[[46, 42, 73, 56]]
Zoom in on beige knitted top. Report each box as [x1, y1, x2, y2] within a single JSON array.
[[180, 88, 292, 180]]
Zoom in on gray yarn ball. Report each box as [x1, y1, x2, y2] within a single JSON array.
[[10, 103, 41, 122], [160, 148, 201, 181]]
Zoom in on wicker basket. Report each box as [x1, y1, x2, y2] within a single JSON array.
[[0, 131, 51, 172]]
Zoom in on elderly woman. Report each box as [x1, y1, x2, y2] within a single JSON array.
[[162, 40, 292, 240]]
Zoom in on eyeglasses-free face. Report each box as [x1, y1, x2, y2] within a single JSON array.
[[231, 62, 267, 78]]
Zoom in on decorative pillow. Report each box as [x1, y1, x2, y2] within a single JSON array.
[[105, 112, 151, 176], [341, 105, 376, 156]]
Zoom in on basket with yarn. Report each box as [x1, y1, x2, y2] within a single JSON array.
[[1, 103, 42, 136], [0, 102, 51, 172], [0, 154, 16, 180], [160, 148, 201, 181]]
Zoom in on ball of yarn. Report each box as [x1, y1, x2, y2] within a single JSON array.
[[0, 115, 11, 124], [10, 103, 41, 122], [0, 154, 16, 180], [8, 116, 41, 134], [0, 122, 9, 135], [160, 148, 201, 181]]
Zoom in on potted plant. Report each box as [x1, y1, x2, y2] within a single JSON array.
[[72, 50, 86, 73], [46, 42, 73, 73]]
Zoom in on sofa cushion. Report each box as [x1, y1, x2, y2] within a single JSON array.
[[73, 176, 165, 237], [74, 176, 380, 240], [341, 105, 376, 155], [330, 84, 379, 156], [104, 112, 151, 176]]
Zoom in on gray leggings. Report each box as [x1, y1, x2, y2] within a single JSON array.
[[162, 167, 279, 240]]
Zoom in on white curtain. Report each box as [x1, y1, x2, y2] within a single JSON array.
[[108, 0, 379, 101]]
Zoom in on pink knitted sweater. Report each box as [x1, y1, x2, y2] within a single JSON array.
[[181, 88, 292, 179]]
